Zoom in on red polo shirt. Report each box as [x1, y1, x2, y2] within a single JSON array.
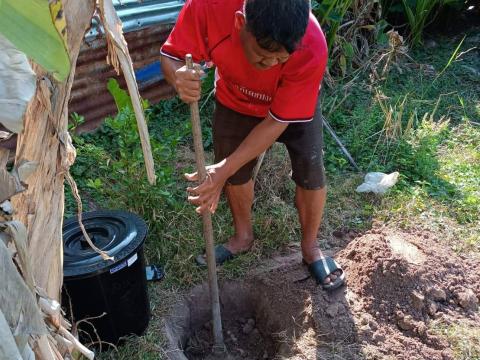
[[161, 0, 327, 123]]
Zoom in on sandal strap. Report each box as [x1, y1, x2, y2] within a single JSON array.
[[214, 244, 234, 264], [308, 256, 343, 283], [195, 245, 237, 267]]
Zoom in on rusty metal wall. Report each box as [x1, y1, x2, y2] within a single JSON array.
[[70, 25, 176, 132], [70, 0, 184, 132]]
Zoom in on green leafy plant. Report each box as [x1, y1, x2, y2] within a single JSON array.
[[107, 78, 133, 111], [69, 112, 85, 132], [68, 79, 192, 215]]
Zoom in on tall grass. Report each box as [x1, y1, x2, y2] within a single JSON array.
[[312, 0, 384, 77], [311, 0, 466, 74], [312, 0, 354, 50], [382, 0, 465, 46]]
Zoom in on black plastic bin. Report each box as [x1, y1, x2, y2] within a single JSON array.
[[62, 210, 150, 346]]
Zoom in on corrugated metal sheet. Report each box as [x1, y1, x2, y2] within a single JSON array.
[[86, 0, 184, 39], [70, 0, 183, 132]]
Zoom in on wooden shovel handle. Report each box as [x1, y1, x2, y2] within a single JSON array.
[[185, 54, 225, 352]]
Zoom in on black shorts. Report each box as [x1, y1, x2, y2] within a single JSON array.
[[213, 97, 326, 190]]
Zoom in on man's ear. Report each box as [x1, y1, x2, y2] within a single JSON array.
[[234, 11, 246, 30]]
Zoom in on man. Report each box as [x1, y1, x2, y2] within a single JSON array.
[[160, 0, 345, 290]]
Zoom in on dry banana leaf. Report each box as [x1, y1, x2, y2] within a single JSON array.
[[0, 34, 36, 133], [0, 240, 46, 336]]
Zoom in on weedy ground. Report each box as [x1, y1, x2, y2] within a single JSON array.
[[67, 29, 480, 359]]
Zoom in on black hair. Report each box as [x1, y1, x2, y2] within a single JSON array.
[[244, 0, 310, 54]]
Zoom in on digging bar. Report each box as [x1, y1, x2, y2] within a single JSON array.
[[322, 115, 360, 172], [252, 116, 361, 180], [185, 54, 225, 353]]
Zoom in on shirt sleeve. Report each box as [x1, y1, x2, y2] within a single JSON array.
[[269, 57, 326, 123], [160, 0, 209, 63]]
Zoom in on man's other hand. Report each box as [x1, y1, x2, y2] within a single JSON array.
[[174, 64, 204, 103]]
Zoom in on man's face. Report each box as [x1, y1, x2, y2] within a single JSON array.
[[235, 12, 290, 70]]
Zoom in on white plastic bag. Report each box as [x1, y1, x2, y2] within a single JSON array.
[[356, 172, 400, 195]]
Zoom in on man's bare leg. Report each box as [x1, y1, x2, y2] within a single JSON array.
[[296, 185, 340, 284], [224, 180, 255, 252]]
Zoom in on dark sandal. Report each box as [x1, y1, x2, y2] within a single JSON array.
[[195, 244, 235, 266], [304, 256, 346, 291]]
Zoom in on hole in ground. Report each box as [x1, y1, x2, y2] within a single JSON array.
[[164, 280, 314, 360]]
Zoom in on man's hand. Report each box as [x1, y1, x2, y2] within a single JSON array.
[[185, 159, 229, 214], [184, 115, 287, 214], [174, 64, 204, 103]]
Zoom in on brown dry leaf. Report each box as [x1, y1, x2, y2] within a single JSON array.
[[58, 131, 76, 172], [16, 161, 38, 184], [0, 169, 24, 203], [15, 335, 34, 360], [0, 240, 46, 336], [0, 160, 38, 203], [0, 310, 22, 360], [2, 221, 35, 292]]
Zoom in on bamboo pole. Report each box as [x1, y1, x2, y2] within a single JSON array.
[[99, 0, 156, 185], [185, 54, 225, 353]]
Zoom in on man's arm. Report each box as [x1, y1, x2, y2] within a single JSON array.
[[186, 115, 287, 213]]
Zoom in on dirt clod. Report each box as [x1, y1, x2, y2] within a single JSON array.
[[456, 289, 479, 311], [416, 322, 428, 336], [429, 286, 447, 302], [325, 303, 339, 318], [397, 314, 415, 331], [411, 291, 425, 310], [241, 322, 254, 335], [372, 331, 386, 343], [427, 301, 438, 316]]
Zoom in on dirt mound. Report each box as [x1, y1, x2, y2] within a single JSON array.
[[338, 227, 480, 359], [164, 227, 480, 359]]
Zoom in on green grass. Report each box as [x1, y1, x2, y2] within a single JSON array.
[[321, 30, 479, 240], [431, 320, 480, 360], [69, 29, 479, 359]]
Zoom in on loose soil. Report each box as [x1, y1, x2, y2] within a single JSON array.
[[165, 225, 480, 359], [185, 315, 275, 359]]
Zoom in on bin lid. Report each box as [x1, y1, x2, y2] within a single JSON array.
[[63, 210, 147, 278]]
